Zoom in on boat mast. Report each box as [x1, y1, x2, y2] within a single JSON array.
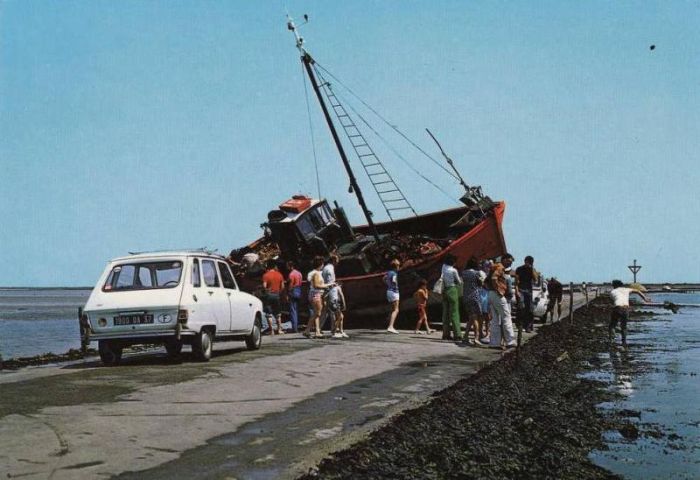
[[287, 15, 381, 242]]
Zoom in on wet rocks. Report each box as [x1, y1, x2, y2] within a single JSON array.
[[299, 300, 623, 479]]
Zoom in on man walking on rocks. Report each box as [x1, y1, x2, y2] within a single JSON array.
[[546, 277, 563, 322], [609, 279, 650, 344]]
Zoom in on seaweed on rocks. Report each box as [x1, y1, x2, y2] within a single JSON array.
[[299, 299, 624, 480], [0, 348, 97, 370], [0, 344, 159, 370]]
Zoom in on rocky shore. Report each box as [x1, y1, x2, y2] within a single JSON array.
[[301, 298, 637, 479]]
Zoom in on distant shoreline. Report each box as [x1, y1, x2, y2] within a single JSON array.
[[1, 283, 699, 291], [0, 287, 92, 291]]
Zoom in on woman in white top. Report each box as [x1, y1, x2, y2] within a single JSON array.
[[304, 256, 332, 338]]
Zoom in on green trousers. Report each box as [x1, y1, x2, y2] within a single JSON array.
[[442, 285, 462, 340]]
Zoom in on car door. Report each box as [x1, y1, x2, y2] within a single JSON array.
[[217, 261, 238, 332], [201, 259, 230, 331], [218, 261, 252, 332]]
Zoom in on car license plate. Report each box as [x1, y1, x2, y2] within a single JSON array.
[[114, 314, 154, 326]]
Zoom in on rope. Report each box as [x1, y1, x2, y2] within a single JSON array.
[[330, 84, 459, 203], [301, 62, 322, 199], [314, 61, 461, 182]]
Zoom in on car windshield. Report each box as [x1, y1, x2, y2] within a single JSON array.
[[103, 261, 183, 291]]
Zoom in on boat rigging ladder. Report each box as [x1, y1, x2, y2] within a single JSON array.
[[314, 67, 417, 221], [288, 14, 416, 230]]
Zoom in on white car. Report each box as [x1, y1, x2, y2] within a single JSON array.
[[82, 250, 264, 366], [531, 276, 549, 320]]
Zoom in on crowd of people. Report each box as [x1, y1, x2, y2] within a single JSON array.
[[246, 251, 573, 347], [381, 253, 559, 349], [253, 255, 348, 339]]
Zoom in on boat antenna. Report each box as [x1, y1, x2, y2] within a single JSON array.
[[425, 128, 470, 192], [287, 14, 381, 242], [425, 128, 486, 212]]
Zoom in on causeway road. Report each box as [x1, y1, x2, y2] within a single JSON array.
[[0, 292, 591, 479]]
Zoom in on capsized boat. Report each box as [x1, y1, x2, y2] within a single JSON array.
[[231, 16, 507, 319], [233, 195, 505, 317]]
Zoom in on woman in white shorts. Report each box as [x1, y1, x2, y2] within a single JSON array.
[[384, 259, 401, 333]]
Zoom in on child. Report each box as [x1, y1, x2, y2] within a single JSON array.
[[413, 279, 433, 334]]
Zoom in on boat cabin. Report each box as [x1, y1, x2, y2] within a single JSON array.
[[265, 196, 350, 259]]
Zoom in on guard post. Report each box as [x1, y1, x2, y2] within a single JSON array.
[[78, 307, 87, 354], [569, 282, 574, 323]]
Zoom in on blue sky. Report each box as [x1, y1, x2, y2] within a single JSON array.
[[1, 1, 698, 286]]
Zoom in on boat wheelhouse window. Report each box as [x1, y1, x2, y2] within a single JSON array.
[[191, 259, 201, 287], [296, 216, 315, 240], [103, 261, 183, 291], [218, 262, 237, 290], [202, 260, 220, 287], [296, 203, 335, 240], [317, 202, 334, 224]]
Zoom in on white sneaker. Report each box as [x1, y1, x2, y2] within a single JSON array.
[[340, 332, 349, 338], [333, 332, 343, 339], [387, 327, 399, 334]]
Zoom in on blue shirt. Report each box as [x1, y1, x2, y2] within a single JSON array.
[[385, 270, 398, 292]]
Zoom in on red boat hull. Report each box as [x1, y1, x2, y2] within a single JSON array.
[[341, 201, 506, 316], [237, 202, 506, 322]]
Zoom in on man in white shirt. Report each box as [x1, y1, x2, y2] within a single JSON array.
[[609, 279, 650, 343], [322, 254, 347, 338]]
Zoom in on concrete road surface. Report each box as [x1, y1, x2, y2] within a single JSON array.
[[0, 293, 590, 479]]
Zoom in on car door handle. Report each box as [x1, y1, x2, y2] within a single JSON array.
[[208, 291, 214, 296], [227, 292, 231, 296]]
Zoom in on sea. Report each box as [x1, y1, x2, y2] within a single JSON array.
[[588, 292, 700, 479], [0, 288, 91, 359], [1, 288, 698, 477]]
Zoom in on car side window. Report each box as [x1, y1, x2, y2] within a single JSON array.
[[191, 259, 201, 287], [138, 266, 153, 287], [116, 265, 136, 288], [202, 260, 220, 287], [218, 262, 237, 290]]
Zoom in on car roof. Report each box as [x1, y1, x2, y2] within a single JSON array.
[[110, 250, 226, 263]]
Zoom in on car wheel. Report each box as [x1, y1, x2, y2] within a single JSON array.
[[98, 340, 122, 366], [192, 329, 213, 361], [245, 316, 262, 350], [164, 338, 183, 357]]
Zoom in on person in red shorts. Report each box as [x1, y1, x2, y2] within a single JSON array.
[[413, 279, 433, 334]]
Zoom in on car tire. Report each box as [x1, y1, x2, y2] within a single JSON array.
[[192, 329, 213, 362], [98, 340, 122, 366], [245, 316, 262, 350], [164, 338, 183, 358]]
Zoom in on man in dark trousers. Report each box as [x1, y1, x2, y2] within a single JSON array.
[[546, 277, 563, 322], [610, 279, 650, 344], [261, 261, 285, 335], [515, 256, 539, 332]]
